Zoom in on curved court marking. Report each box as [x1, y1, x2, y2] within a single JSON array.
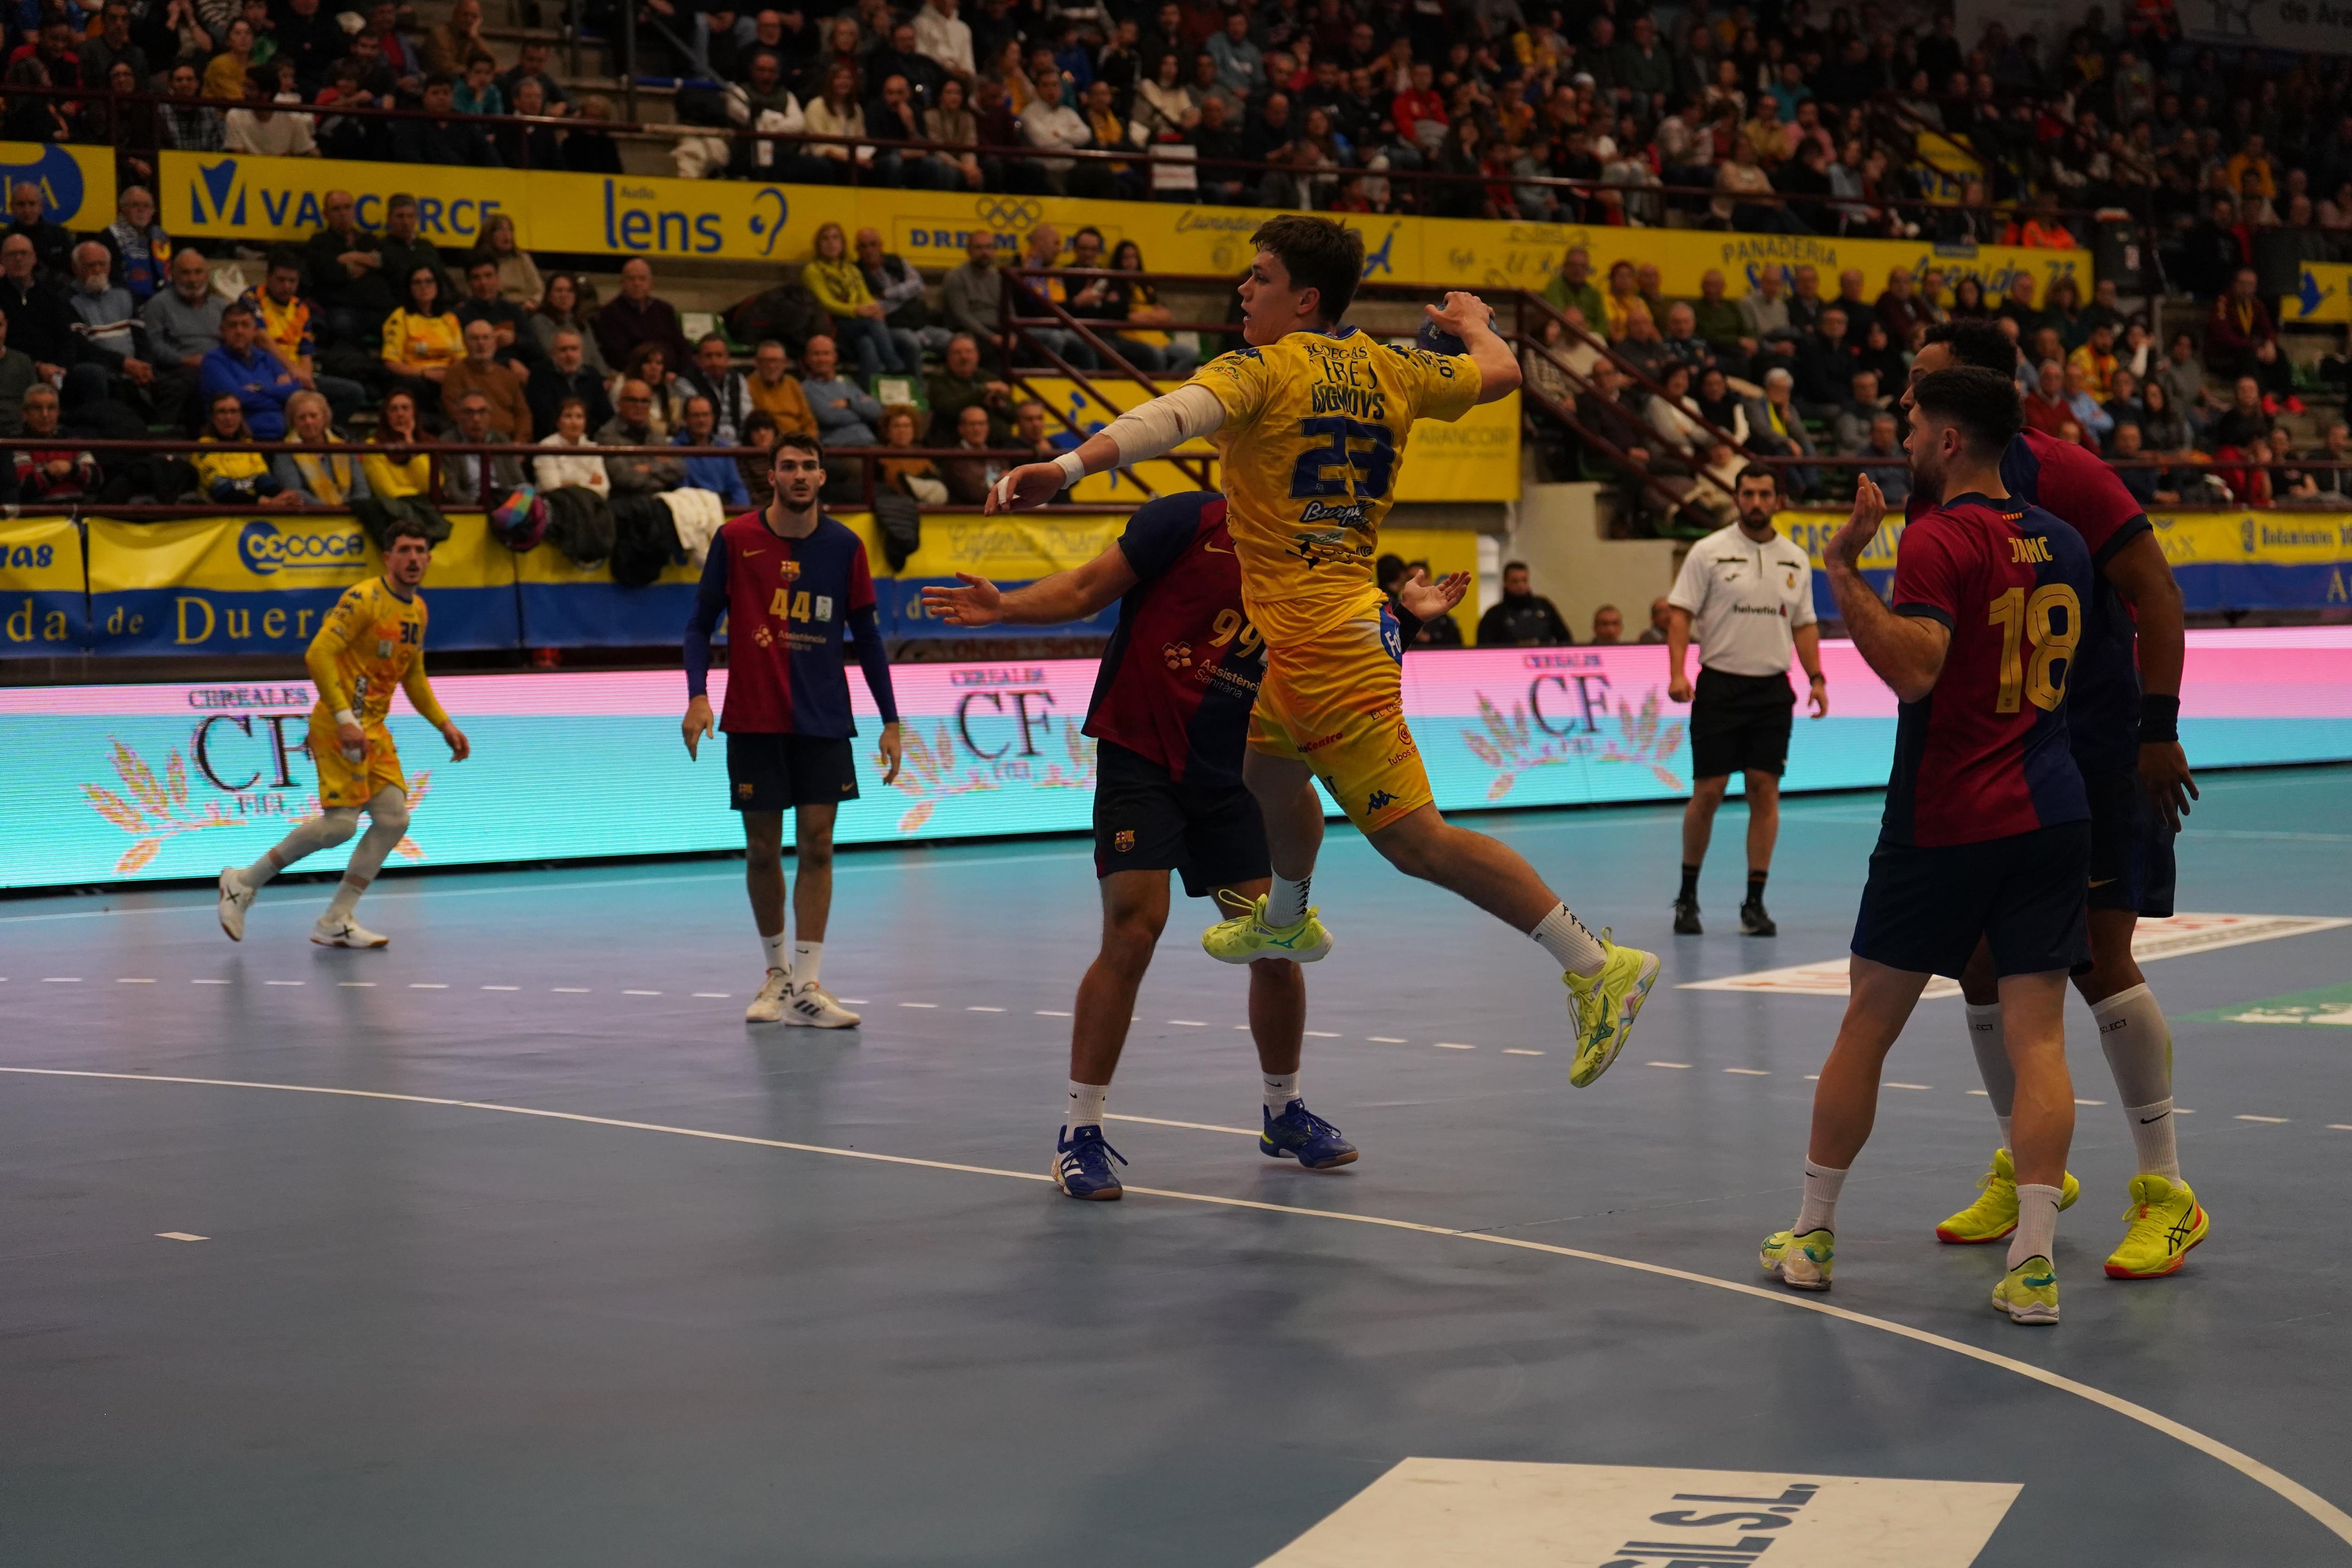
[[9, 1063, 2350, 1550]]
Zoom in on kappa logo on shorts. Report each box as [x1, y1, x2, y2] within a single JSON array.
[[1113, 829, 1135, 852], [1366, 788, 1398, 812]]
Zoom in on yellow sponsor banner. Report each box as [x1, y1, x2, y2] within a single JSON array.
[[2283, 263, 2352, 325], [0, 513, 84, 652], [0, 142, 113, 229], [2147, 511, 2352, 566], [160, 151, 2083, 306], [1782, 510, 1905, 572]]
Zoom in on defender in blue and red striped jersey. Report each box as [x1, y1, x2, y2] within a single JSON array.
[[922, 491, 1465, 1200], [1904, 322, 2209, 1283], [682, 432, 903, 1030], [1763, 367, 2090, 1327]]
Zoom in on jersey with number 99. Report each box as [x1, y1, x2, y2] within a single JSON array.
[[1183, 325, 1480, 649], [1880, 492, 2093, 848]]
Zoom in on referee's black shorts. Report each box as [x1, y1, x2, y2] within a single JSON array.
[[1689, 667, 1797, 780]]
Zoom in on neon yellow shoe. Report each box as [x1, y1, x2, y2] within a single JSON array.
[[1992, 1255, 2061, 1324], [2103, 1175, 2209, 1279], [1934, 1147, 2081, 1244], [1200, 891, 1334, 965], [1760, 1228, 1834, 1292], [1563, 933, 1660, 1088]]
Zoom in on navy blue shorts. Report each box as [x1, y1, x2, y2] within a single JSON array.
[[726, 732, 858, 812], [1092, 740, 1269, 899], [1852, 821, 2093, 979], [2084, 767, 2178, 919]]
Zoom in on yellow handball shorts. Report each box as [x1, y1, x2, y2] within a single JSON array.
[[1247, 606, 1432, 834], [309, 710, 408, 810]]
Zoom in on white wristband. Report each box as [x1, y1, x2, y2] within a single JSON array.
[[1053, 450, 1087, 490], [333, 708, 358, 727]]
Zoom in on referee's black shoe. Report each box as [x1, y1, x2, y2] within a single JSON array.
[[1672, 898, 1703, 935], [1740, 898, 1777, 937]]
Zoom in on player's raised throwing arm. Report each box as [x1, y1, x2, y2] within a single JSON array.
[[985, 383, 1231, 514], [1822, 474, 1951, 702]]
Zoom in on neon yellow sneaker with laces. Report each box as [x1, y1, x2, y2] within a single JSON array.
[[2103, 1174, 2209, 1279], [1760, 1228, 1834, 1292], [1563, 932, 1660, 1088], [1934, 1146, 2081, 1244], [1201, 889, 1335, 964], [1993, 1255, 2061, 1324]]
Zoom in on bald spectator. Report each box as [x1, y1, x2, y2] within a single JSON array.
[[526, 329, 612, 440], [1476, 561, 1574, 646], [443, 318, 532, 442], [598, 379, 685, 494], [594, 258, 691, 376], [5, 182, 72, 276], [1590, 604, 1625, 644], [1637, 596, 1672, 643]]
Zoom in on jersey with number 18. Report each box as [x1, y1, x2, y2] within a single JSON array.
[[1881, 490, 2093, 848], [1183, 326, 1480, 649]]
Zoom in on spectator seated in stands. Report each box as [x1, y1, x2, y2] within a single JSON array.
[[1476, 560, 1573, 647], [1858, 412, 1911, 504], [594, 258, 691, 385], [2022, 360, 2074, 440], [1009, 398, 1059, 460], [1741, 366, 1818, 498], [443, 318, 533, 443], [6, 182, 72, 277], [362, 389, 434, 501], [528, 329, 612, 444], [798, 334, 882, 446], [381, 264, 466, 421], [746, 338, 818, 438], [1657, 302, 1713, 379], [1692, 367, 1748, 445], [876, 405, 948, 504], [2068, 321, 2120, 402], [1795, 306, 1862, 414], [2106, 422, 2174, 509], [624, 342, 688, 434], [479, 215, 543, 310], [200, 302, 302, 441], [442, 390, 529, 505], [159, 62, 226, 152], [1688, 270, 1748, 376], [0, 307, 40, 438], [195, 391, 295, 507], [456, 256, 543, 372], [454, 50, 505, 117], [242, 249, 365, 423], [1645, 362, 1710, 465], [803, 221, 914, 381], [1833, 368, 1888, 456], [680, 334, 754, 446], [532, 273, 606, 374], [395, 72, 501, 167], [272, 390, 369, 505], [2063, 362, 2114, 450], [101, 186, 172, 306], [1589, 604, 1625, 645], [564, 95, 627, 175], [940, 228, 1014, 358], [142, 246, 226, 430], [225, 61, 320, 157], [735, 411, 779, 508], [304, 189, 394, 351], [2207, 268, 2294, 406], [928, 331, 1013, 440], [941, 403, 1001, 504], [803, 61, 869, 183], [869, 73, 961, 191], [598, 380, 686, 496], [857, 226, 953, 368], [675, 394, 752, 508], [1020, 56, 1103, 197], [535, 397, 611, 497], [67, 240, 158, 412], [12, 386, 99, 503], [1060, 226, 1198, 374]]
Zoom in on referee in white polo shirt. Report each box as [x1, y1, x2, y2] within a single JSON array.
[[1664, 464, 1827, 937]]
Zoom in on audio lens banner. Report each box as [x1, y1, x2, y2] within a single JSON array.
[[8, 630, 2348, 890]]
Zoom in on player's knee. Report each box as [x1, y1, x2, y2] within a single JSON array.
[[794, 836, 834, 873], [317, 810, 360, 848], [369, 800, 411, 838], [1690, 776, 1730, 805], [1102, 908, 1164, 968]]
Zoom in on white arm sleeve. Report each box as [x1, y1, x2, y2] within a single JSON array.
[[1054, 382, 1227, 487]]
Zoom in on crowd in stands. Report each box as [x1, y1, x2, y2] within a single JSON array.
[[1528, 236, 2347, 527]]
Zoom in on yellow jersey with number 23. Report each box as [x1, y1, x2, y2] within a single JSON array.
[[1183, 325, 1481, 649]]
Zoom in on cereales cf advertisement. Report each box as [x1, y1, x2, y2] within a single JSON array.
[[9, 630, 2352, 891]]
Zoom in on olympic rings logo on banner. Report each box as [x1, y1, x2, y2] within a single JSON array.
[[238, 520, 368, 576], [975, 198, 1043, 229]]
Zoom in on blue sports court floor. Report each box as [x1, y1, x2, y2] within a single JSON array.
[[5, 765, 2351, 1566]]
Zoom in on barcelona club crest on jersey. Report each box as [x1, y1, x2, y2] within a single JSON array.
[[1113, 829, 1135, 853]]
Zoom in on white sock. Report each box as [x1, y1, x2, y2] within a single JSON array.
[[761, 931, 788, 975], [1262, 1070, 1300, 1113], [2124, 1099, 2183, 1182], [324, 874, 367, 923], [244, 808, 359, 890], [1067, 1080, 1109, 1130], [1532, 901, 1607, 976], [793, 940, 823, 989], [2010, 1182, 2062, 1268], [1266, 872, 1310, 928], [323, 797, 406, 923], [2095, 981, 2173, 1104], [1794, 1160, 1846, 1234], [1964, 1001, 2013, 1132], [1997, 1115, 2014, 1152]]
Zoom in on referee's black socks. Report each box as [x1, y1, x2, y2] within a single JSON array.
[[1745, 869, 1769, 907], [1677, 864, 1700, 905]]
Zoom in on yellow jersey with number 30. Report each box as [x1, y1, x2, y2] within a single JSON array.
[[1184, 325, 1480, 648], [305, 576, 446, 730]]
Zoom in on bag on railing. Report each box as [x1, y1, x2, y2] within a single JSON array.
[[488, 483, 549, 551], [542, 485, 615, 567], [610, 493, 683, 588], [872, 491, 922, 573], [353, 496, 452, 551]]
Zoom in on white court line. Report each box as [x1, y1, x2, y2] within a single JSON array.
[[622, 990, 661, 997], [117, 978, 154, 984], [2332, 1125, 2352, 1132], [1367, 1036, 1406, 1043], [1168, 1020, 1208, 1027], [552, 987, 589, 994], [1888, 1082, 1932, 1091], [154, 1231, 207, 1242], [692, 993, 730, 999], [1434, 1042, 1476, 1051], [410, 984, 448, 990], [1647, 1061, 1691, 1069], [4, 1062, 2344, 1551], [265, 980, 302, 987], [2238, 1115, 2289, 1124], [968, 1006, 1005, 1013], [43, 977, 80, 983], [1104, 1112, 1256, 1137], [1304, 1030, 1340, 1039], [1503, 1048, 1545, 1057], [482, 985, 519, 992], [899, 1003, 938, 1009], [2076, 1099, 2106, 1106], [1037, 1010, 1071, 1018], [192, 979, 229, 985], [1724, 1067, 1770, 1076]]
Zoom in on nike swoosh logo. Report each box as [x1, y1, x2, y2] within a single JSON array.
[[2139, 1111, 2171, 1124], [2088, 877, 2119, 887], [1202, 541, 1233, 554], [743, 550, 766, 558]]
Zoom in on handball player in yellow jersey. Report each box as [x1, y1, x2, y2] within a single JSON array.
[[216, 519, 470, 947], [986, 215, 1658, 1082]]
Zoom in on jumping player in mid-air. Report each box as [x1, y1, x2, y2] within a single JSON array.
[[1764, 367, 2093, 1325], [923, 490, 1467, 1199], [216, 518, 470, 947], [683, 432, 903, 1027], [1901, 321, 2208, 1281], [984, 215, 1659, 1080]]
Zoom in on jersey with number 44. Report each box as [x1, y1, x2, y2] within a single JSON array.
[[1881, 491, 2092, 848], [1184, 325, 1480, 649]]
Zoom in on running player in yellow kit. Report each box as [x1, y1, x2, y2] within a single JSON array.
[[987, 215, 1659, 1081], [215, 519, 470, 947]]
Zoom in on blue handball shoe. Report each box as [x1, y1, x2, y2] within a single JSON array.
[[1052, 1124, 1127, 1200], [1260, 1100, 1359, 1170]]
